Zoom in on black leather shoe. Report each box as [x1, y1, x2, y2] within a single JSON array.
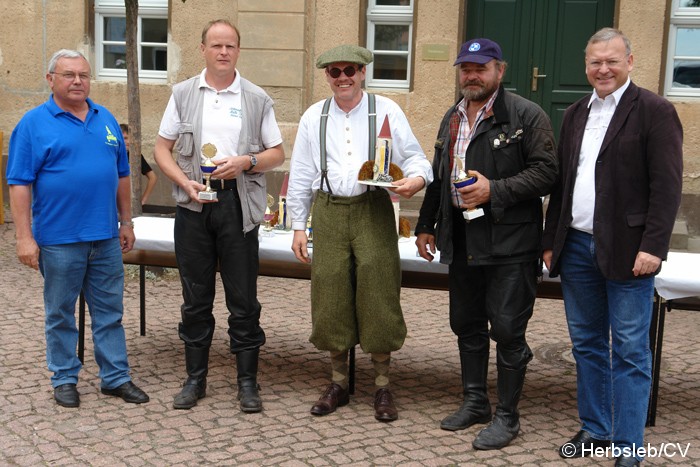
[[440, 402, 491, 431], [559, 430, 611, 458], [472, 411, 520, 450], [310, 383, 349, 416], [238, 384, 263, 413], [615, 456, 640, 467], [54, 383, 80, 408], [101, 381, 149, 404], [173, 377, 206, 409]]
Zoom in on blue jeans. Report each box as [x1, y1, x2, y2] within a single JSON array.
[[39, 238, 132, 389], [559, 229, 654, 459]]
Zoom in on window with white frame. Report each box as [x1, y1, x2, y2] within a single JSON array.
[[666, 0, 700, 97], [95, 0, 168, 81], [366, 0, 414, 90]]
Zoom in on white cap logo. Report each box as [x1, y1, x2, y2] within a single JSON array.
[[468, 43, 481, 52]]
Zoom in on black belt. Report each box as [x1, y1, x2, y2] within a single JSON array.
[[206, 179, 236, 191]]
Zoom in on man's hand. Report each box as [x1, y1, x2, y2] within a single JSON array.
[[633, 251, 662, 276], [415, 233, 436, 262], [211, 155, 251, 180], [457, 170, 490, 210], [292, 230, 311, 264], [184, 179, 216, 204], [119, 225, 136, 253], [389, 176, 425, 199], [542, 249, 553, 271], [16, 237, 40, 270]]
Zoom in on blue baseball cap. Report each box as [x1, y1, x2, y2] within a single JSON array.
[[454, 38, 503, 65]]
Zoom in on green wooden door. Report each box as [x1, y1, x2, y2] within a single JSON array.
[[466, 0, 615, 137]]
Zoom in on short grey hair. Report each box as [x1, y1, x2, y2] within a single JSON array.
[[48, 49, 89, 73], [586, 28, 632, 56]]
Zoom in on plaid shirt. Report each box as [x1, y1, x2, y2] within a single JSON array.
[[449, 90, 498, 207]]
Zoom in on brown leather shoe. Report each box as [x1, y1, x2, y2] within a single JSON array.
[[374, 388, 398, 422], [310, 383, 349, 416]]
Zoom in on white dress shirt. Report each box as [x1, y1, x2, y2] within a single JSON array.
[[571, 78, 631, 233], [287, 92, 433, 231]]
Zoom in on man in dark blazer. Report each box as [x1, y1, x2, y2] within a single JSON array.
[[542, 28, 683, 467]]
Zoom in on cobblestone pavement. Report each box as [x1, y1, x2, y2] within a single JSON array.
[[2, 214, 700, 466]]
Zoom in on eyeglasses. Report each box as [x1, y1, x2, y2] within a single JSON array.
[[586, 58, 628, 70], [327, 66, 359, 79], [51, 72, 91, 82]]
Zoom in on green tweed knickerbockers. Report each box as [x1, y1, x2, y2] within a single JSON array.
[[309, 189, 406, 353]]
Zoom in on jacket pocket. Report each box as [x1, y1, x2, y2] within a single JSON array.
[[488, 128, 525, 178], [626, 212, 646, 228], [243, 171, 267, 224], [490, 205, 540, 257], [173, 123, 196, 204]]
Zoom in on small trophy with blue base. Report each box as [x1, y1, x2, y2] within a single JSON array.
[[199, 143, 218, 201], [453, 159, 484, 221]]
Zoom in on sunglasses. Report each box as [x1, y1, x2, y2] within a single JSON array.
[[327, 65, 360, 78]]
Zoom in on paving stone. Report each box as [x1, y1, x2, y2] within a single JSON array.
[[1, 214, 700, 465]]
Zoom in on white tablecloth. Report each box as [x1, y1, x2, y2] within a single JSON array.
[[132, 216, 448, 275], [132, 217, 699, 301]]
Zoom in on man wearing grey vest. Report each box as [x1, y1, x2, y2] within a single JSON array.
[[154, 19, 284, 412]]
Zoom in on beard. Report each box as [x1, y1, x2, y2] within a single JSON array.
[[460, 80, 498, 102]]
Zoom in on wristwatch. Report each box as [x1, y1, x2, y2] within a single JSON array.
[[248, 154, 258, 171]]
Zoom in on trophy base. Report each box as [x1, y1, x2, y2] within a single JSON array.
[[463, 208, 484, 221], [198, 190, 218, 201]]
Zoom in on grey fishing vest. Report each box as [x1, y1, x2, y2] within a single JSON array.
[[171, 75, 273, 233]]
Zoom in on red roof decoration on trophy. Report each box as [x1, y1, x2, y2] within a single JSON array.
[[358, 115, 403, 185]]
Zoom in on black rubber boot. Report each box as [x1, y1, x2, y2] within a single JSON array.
[[173, 346, 209, 410], [440, 352, 492, 431], [237, 348, 262, 413], [472, 366, 526, 450]]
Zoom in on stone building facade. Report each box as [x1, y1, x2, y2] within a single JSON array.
[[1, 0, 698, 238]]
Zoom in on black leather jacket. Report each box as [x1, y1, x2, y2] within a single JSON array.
[[416, 86, 558, 266]]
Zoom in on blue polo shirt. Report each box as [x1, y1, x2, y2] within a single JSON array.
[[6, 95, 130, 246]]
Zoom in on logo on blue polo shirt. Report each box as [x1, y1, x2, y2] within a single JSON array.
[[105, 125, 119, 147]]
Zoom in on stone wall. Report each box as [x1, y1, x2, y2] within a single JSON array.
[[1, 0, 698, 213]]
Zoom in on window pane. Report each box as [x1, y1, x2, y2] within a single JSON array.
[[376, 0, 411, 5], [374, 25, 409, 51], [675, 27, 700, 56], [141, 46, 167, 71], [673, 60, 700, 87], [373, 54, 407, 80], [104, 17, 126, 41], [142, 18, 167, 43], [104, 45, 126, 68], [679, 0, 700, 8]]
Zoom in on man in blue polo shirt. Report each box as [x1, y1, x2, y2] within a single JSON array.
[[7, 49, 149, 408]]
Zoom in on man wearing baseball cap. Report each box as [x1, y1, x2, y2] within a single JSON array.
[[416, 38, 557, 449], [287, 44, 432, 422]]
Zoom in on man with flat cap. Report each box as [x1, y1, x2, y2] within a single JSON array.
[[287, 44, 432, 422], [416, 38, 557, 449]]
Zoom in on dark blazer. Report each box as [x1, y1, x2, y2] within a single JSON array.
[[542, 81, 683, 281]]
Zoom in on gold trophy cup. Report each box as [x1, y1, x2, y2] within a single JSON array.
[[199, 143, 218, 201]]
